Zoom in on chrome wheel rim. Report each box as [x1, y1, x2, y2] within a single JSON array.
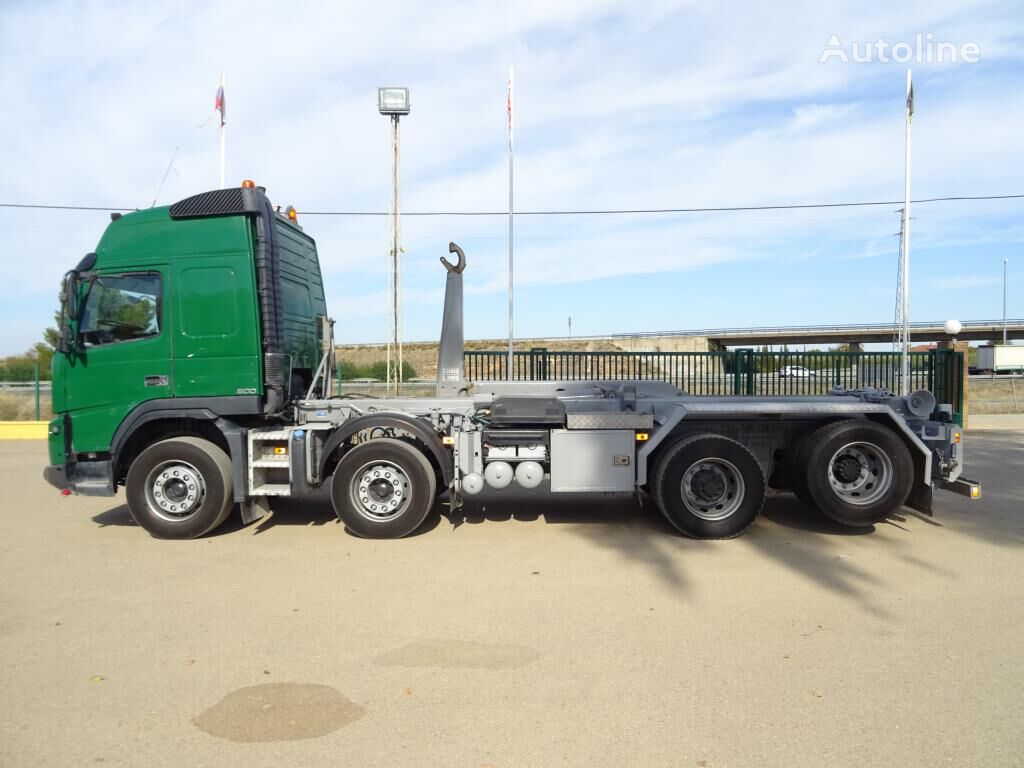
[[827, 441, 893, 505], [145, 460, 206, 522], [680, 458, 745, 521], [350, 461, 411, 522]]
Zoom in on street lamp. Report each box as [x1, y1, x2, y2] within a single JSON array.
[[1003, 258, 1009, 345], [378, 87, 410, 395]]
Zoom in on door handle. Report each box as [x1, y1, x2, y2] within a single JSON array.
[[144, 375, 169, 387]]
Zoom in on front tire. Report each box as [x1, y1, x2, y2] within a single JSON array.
[[801, 420, 913, 526], [125, 437, 234, 539], [652, 434, 765, 539], [331, 438, 437, 538]]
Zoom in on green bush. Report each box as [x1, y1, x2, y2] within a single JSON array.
[[0, 343, 53, 382], [338, 361, 362, 381], [367, 361, 417, 380]]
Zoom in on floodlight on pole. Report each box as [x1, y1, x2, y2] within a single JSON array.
[[378, 87, 411, 116], [378, 87, 410, 395]]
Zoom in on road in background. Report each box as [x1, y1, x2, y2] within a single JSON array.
[[1, 435, 1021, 767]]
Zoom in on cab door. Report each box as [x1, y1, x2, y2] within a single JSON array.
[[63, 270, 172, 454]]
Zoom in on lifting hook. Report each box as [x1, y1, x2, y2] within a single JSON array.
[[441, 241, 466, 273]]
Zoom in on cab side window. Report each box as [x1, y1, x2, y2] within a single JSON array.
[[79, 273, 162, 346]]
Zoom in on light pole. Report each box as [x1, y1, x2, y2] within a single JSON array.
[[378, 87, 410, 395], [1004, 257, 1009, 345]]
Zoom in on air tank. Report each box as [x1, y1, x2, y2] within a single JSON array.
[[483, 461, 514, 489], [514, 461, 544, 489], [461, 472, 484, 495]]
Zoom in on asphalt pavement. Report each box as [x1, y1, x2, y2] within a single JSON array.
[[0, 433, 1021, 768]]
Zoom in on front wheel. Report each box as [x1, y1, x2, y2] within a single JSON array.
[[331, 438, 437, 538], [652, 434, 766, 539], [125, 437, 235, 539]]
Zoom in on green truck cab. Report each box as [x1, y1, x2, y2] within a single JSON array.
[[45, 185, 330, 536]]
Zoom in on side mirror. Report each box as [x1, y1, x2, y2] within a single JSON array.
[[57, 271, 79, 355]]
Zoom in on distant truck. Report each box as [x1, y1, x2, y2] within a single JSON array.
[[43, 184, 980, 541], [976, 344, 1024, 374]]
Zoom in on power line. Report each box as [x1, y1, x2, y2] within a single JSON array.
[[1, 193, 1022, 217], [0, 202, 136, 212], [303, 193, 1024, 216]]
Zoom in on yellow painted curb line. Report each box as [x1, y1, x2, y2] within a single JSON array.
[[0, 421, 49, 440]]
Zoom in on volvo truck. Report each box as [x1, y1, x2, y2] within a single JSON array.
[[44, 184, 980, 540]]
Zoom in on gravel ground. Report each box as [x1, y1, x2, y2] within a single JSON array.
[[1, 433, 1021, 768]]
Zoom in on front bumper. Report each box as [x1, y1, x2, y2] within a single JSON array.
[[43, 464, 68, 491], [42, 460, 116, 497]]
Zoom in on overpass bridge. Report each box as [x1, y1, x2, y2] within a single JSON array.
[[615, 319, 1024, 346]]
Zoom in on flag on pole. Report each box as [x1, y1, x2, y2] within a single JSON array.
[[215, 81, 226, 127], [906, 74, 914, 122], [507, 67, 514, 146], [216, 73, 226, 189]]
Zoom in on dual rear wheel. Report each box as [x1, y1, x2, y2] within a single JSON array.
[[652, 435, 766, 539], [651, 420, 914, 538], [787, 419, 913, 527]]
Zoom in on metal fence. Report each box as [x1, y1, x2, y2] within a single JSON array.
[[464, 348, 964, 415]]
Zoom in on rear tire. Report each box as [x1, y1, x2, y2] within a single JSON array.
[[331, 438, 436, 538], [652, 434, 765, 539], [801, 420, 913, 526], [125, 437, 234, 539]]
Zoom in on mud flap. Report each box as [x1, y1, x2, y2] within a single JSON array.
[[240, 496, 271, 525], [906, 481, 933, 515]]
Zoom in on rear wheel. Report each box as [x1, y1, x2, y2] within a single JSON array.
[[125, 436, 234, 539], [331, 438, 436, 538], [801, 420, 913, 526], [652, 434, 765, 539]]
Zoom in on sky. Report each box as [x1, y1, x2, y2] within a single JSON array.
[[1, 0, 1022, 356]]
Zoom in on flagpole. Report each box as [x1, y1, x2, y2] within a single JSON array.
[[219, 73, 226, 189], [507, 66, 515, 381], [900, 69, 913, 395]]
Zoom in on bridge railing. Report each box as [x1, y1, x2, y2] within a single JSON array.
[[612, 318, 1022, 339]]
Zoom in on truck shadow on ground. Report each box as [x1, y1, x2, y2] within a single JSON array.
[[89, 487, 879, 540], [90, 491, 445, 538], [444, 487, 871, 536], [442, 486, 879, 596]]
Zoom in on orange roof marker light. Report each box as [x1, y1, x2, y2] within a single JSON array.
[[285, 205, 298, 222], [241, 179, 256, 189]]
